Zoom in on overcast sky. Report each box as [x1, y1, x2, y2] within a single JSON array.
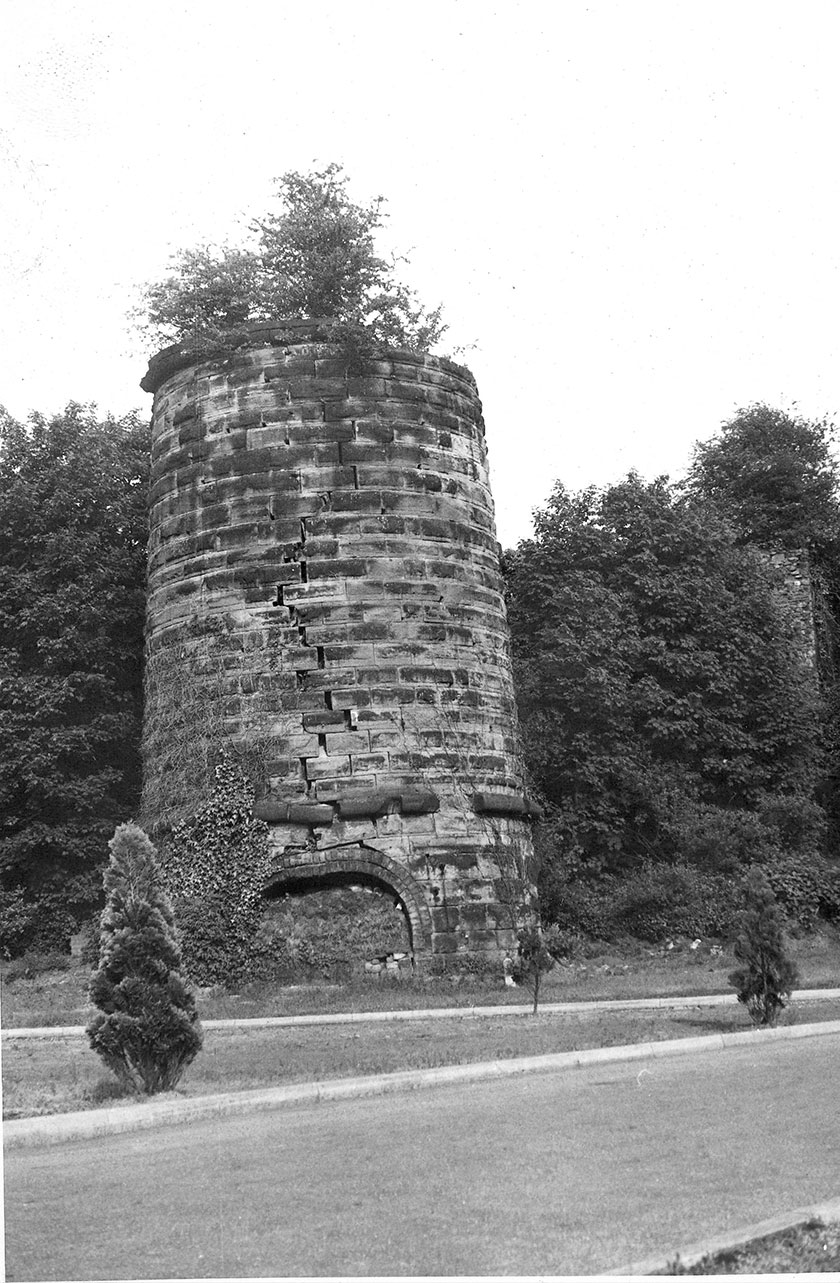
[[2, 1, 839, 545]]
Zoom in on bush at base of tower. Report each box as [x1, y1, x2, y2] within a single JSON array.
[[87, 823, 202, 1094]]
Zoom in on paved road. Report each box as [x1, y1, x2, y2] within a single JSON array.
[[5, 1033, 839, 1279]]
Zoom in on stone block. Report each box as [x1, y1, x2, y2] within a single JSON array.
[[302, 711, 345, 732], [473, 791, 528, 816], [348, 751, 389, 773], [287, 802, 335, 826], [337, 792, 390, 819], [324, 731, 370, 754], [172, 402, 196, 426], [303, 754, 352, 779], [253, 799, 291, 823], [329, 687, 370, 709]]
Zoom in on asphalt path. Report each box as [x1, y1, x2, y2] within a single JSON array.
[[5, 1032, 839, 1279]]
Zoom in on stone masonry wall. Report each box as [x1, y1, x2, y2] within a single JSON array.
[[764, 548, 817, 670], [141, 321, 537, 963]]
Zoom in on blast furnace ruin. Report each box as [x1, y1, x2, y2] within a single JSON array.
[[141, 320, 538, 965]]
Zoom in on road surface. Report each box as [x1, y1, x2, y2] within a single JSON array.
[[5, 1032, 839, 1278]]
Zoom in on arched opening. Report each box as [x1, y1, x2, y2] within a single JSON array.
[[259, 847, 433, 979]]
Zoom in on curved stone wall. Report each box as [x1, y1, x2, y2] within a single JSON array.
[[141, 320, 537, 962]]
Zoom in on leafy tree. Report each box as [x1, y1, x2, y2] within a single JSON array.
[[688, 403, 840, 840], [513, 924, 567, 1014], [88, 823, 202, 1093], [687, 403, 839, 549], [137, 163, 445, 356], [729, 869, 799, 1027], [507, 475, 825, 905], [0, 404, 149, 952]]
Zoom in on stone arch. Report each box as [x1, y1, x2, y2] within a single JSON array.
[[261, 845, 434, 959]]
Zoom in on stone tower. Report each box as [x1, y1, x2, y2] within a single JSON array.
[[141, 320, 538, 966]]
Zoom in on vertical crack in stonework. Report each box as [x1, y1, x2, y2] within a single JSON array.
[[141, 323, 537, 966]]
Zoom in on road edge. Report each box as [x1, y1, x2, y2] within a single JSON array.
[[5, 1018, 840, 1151], [607, 1195, 840, 1275], [5, 988, 840, 1039]]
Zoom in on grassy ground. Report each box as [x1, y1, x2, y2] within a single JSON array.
[[5, 995, 840, 1120], [3, 926, 840, 1028], [4, 928, 839, 1120], [8, 1040, 840, 1279], [664, 1219, 840, 1273]]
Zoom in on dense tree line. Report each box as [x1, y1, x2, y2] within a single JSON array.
[[0, 404, 149, 953], [4, 388, 840, 958], [507, 405, 840, 940]]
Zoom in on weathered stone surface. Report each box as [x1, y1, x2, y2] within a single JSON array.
[[141, 323, 537, 967]]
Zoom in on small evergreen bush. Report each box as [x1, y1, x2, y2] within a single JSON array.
[[87, 823, 202, 1094], [729, 869, 799, 1027]]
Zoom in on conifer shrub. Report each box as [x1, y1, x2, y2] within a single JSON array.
[[87, 823, 202, 1094], [729, 869, 799, 1027]]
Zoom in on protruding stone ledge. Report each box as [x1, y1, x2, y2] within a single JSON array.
[[253, 788, 440, 826], [253, 800, 335, 825], [473, 791, 543, 819]]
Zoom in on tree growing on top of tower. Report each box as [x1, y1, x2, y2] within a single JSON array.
[[135, 164, 446, 357]]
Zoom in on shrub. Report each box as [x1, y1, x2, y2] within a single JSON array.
[[763, 855, 840, 929], [664, 800, 783, 875], [542, 862, 741, 944], [729, 869, 799, 1027], [609, 864, 741, 942], [0, 886, 37, 959], [87, 823, 202, 1094], [513, 924, 568, 1013]]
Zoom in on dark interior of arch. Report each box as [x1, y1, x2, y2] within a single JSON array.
[[260, 871, 414, 972], [264, 868, 402, 903]]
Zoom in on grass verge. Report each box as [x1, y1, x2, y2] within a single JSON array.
[[3, 927, 840, 1028], [662, 1218, 840, 1273], [5, 997, 840, 1120]]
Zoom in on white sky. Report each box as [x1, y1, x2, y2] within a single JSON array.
[[1, 0, 839, 546]]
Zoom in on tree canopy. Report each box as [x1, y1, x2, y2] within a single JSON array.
[[0, 404, 149, 952], [136, 163, 446, 356], [506, 474, 826, 898], [687, 402, 839, 549]]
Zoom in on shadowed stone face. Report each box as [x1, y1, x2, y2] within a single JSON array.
[[141, 321, 537, 964]]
